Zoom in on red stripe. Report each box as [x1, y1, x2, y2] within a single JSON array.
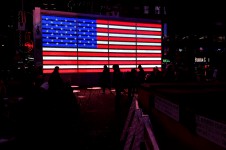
[[137, 46, 161, 50], [77, 61, 108, 65], [136, 30, 162, 35], [109, 68, 135, 72], [137, 38, 161, 42], [108, 20, 136, 26], [137, 60, 162, 65], [137, 53, 162, 57], [109, 45, 136, 49], [97, 36, 161, 43], [43, 60, 77, 65], [96, 20, 108, 24], [109, 53, 136, 57], [78, 69, 103, 73], [98, 28, 161, 35], [98, 45, 162, 50], [108, 61, 136, 65], [144, 68, 162, 72], [137, 23, 162, 28], [43, 51, 76, 56], [97, 28, 136, 34], [78, 52, 108, 57]]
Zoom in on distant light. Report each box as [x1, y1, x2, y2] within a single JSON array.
[[1, 44, 4, 47]]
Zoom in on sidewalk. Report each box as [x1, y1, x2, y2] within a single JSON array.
[[75, 88, 130, 149], [0, 86, 130, 149]]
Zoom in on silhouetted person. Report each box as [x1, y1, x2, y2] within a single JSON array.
[[137, 64, 146, 86], [163, 63, 175, 82], [112, 64, 123, 109], [127, 68, 138, 101], [100, 65, 111, 94], [48, 66, 64, 92], [151, 66, 161, 82]]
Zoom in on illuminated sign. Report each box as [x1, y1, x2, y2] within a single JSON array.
[[195, 57, 210, 63], [41, 15, 162, 73]]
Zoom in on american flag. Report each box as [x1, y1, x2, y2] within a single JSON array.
[[42, 15, 162, 73]]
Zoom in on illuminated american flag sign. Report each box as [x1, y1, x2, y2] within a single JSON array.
[[42, 15, 162, 73]]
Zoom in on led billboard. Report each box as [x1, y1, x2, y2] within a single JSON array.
[[36, 9, 162, 73]]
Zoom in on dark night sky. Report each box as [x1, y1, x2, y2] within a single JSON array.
[[0, 1, 225, 35]]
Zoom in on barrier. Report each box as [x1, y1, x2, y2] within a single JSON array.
[[121, 95, 159, 150]]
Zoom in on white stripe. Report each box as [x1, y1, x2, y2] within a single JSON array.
[[109, 33, 136, 38], [97, 32, 136, 38], [97, 24, 161, 32], [137, 42, 161, 46], [109, 25, 136, 30], [137, 35, 161, 38], [78, 57, 108, 60], [43, 56, 77, 60], [78, 65, 106, 68], [96, 24, 108, 28], [43, 47, 76, 51], [43, 65, 77, 69], [97, 41, 136, 45], [137, 50, 161, 53], [137, 57, 161, 60], [137, 65, 161, 68], [97, 33, 108, 36], [137, 27, 161, 31], [109, 49, 136, 53], [78, 48, 108, 52], [109, 57, 136, 60]]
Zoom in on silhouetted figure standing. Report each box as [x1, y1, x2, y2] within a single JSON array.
[[100, 65, 111, 94], [137, 64, 146, 86], [112, 64, 123, 108], [48, 66, 64, 92], [127, 68, 138, 101]]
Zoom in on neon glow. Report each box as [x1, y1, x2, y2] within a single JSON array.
[[41, 15, 162, 73]]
